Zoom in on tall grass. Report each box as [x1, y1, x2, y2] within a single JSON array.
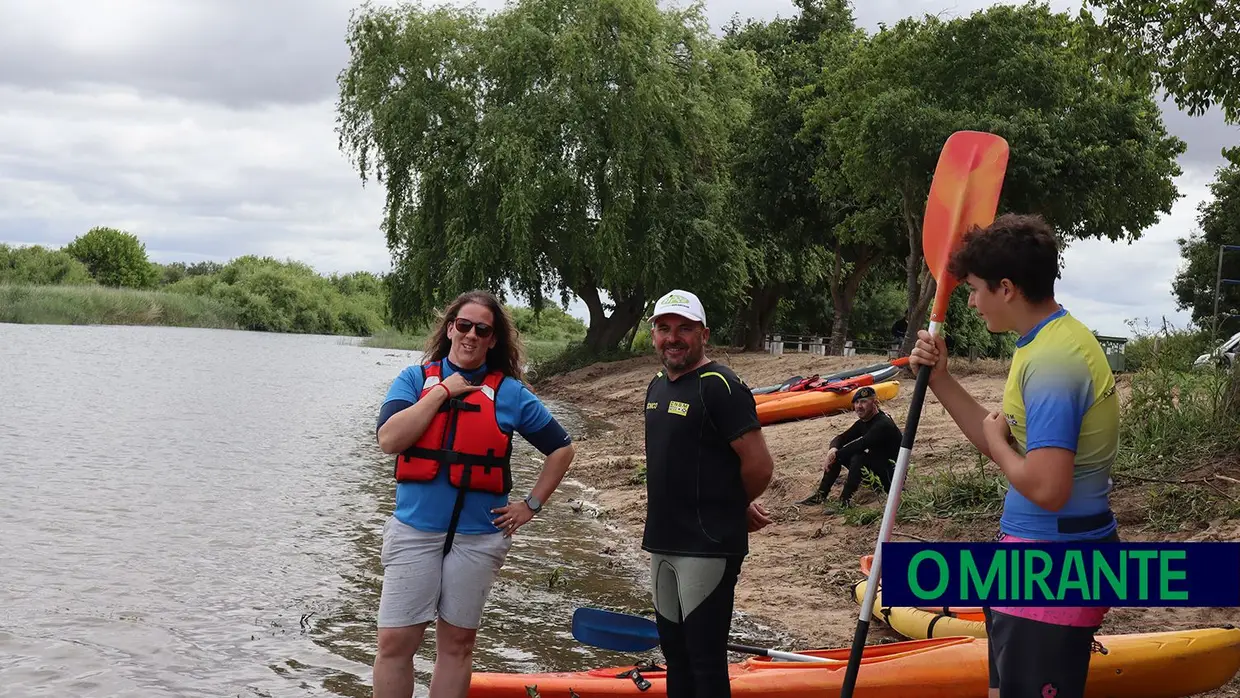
[[525, 341, 645, 384], [0, 284, 239, 328], [896, 454, 1009, 524], [361, 303, 589, 374], [1113, 333, 1240, 531], [1115, 356, 1240, 479]]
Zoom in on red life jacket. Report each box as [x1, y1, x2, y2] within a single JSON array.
[[394, 361, 514, 496]]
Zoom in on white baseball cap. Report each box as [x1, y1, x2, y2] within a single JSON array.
[[648, 289, 707, 326]]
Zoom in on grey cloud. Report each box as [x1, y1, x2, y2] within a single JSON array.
[[0, 0, 1231, 335], [0, 0, 410, 109], [1158, 102, 1239, 170], [0, 0, 774, 109], [1055, 170, 1216, 333]]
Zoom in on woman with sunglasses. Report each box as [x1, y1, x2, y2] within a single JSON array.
[[372, 289, 576, 698]]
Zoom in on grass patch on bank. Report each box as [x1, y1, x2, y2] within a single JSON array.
[[1111, 351, 1240, 531], [359, 328, 429, 351], [0, 283, 240, 328], [360, 303, 589, 376], [897, 460, 1009, 525], [526, 341, 645, 384]]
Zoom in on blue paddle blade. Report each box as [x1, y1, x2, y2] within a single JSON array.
[[571, 607, 661, 652]]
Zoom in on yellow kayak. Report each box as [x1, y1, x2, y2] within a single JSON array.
[[849, 576, 1240, 696], [856, 554, 986, 637], [852, 576, 988, 639]]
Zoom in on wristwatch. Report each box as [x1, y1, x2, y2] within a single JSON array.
[[524, 494, 543, 514]]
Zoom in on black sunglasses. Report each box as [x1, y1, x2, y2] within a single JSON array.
[[452, 317, 494, 338]]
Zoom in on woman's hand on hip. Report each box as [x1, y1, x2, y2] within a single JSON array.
[[491, 500, 535, 537]]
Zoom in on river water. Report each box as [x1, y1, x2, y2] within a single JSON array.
[[1, 323, 769, 697]]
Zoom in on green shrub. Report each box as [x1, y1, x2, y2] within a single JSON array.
[[0, 244, 94, 286], [63, 226, 159, 289], [1122, 320, 1215, 372]]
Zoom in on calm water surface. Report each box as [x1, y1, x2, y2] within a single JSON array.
[[0, 323, 765, 697]]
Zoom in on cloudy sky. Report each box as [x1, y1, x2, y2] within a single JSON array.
[[1, 0, 1235, 337]]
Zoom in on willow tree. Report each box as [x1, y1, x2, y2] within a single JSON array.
[[336, 0, 759, 351], [801, 3, 1187, 353], [721, 0, 869, 352]]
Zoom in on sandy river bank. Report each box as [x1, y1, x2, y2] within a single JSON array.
[[535, 348, 1240, 695]]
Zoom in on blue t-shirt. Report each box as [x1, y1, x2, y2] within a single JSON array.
[[378, 357, 571, 535]]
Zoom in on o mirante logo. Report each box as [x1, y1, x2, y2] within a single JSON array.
[[880, 542, 1240, 607]]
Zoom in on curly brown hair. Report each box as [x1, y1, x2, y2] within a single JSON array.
[[946, 213, 1061, 304], [422, 290, 527, 383]]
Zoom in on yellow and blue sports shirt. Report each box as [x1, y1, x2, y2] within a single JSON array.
[[999, 306, 1120, 541]]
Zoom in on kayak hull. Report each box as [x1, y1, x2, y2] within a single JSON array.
[[468, 628, 1240, 697], [850, 577, 1240, 696], [753, 365, 902, 405], [853, 576, 987, 639], [749, 358, 909, 396], [756, 380, 899, 426], [469, 636, 986, 697], [859, 554, 985, 623]]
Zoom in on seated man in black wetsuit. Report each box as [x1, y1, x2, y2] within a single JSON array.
[[799, 386, 902, 507]]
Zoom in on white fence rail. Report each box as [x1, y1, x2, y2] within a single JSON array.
[[763, 334, 902, 358]]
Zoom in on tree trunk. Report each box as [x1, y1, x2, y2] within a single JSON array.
[[730, 283, 782, 351], [899, 184, 934, 355], [746, 286, 782, 351], [827, 248, 878, 355], [900, 272, 936, 355], [730, 303, 748, 348], [578, 285, 647, 353]]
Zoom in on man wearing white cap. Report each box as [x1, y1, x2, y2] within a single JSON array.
[[640, 289, 775, 698]]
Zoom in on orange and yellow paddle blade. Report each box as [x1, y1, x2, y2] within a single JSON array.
[[922, 131, 1010, 325]]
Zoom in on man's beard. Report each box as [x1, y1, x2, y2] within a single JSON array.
[[659, 343, 701, 371]]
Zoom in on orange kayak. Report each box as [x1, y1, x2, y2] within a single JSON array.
[[753, 364, 903, 405], [468, 628, 1240, 697], [756, 380, 899, 426]]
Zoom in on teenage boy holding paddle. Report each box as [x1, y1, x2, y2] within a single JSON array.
[[908, 213, 1121, 698]]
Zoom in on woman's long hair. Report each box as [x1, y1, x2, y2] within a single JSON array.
[[422, 290, 526, 383]]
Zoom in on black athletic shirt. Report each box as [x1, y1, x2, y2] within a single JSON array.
[[641, 361, 760, 558], [831, 409, 902, 464]]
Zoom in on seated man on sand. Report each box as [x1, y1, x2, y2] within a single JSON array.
[[798, 386, 902, 507]]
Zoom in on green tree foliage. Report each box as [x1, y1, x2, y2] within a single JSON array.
[[509, 300, 588, 342], [63, 226, 160, 289], [721, 0, 871, 352], [801, 2, 1186, 354], [1, 229, 588, 345], [336, 0, 760, 352], [0, 244, 94, 286], [1171, 149, 1240, 337], [1084, 0, 1240, 123], [942, 284, 1017, 359]]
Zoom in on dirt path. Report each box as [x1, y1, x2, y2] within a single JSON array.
[[536, 349, 1240, 697]]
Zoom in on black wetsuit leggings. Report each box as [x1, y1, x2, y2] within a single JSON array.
[[651, 553, 744, 698], [820, 451, 894, 501]]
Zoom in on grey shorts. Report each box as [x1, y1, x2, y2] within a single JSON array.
[[377, 516, 513, 630]]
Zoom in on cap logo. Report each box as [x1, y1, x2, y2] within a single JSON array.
[[662, 294, 689, 306]]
